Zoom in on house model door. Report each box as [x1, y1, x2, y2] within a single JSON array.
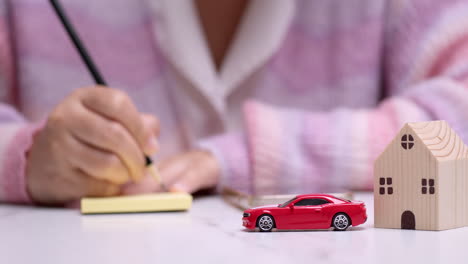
[[401, 210, 415, 229]]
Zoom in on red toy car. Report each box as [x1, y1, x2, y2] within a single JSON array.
[[242, 194, 367, 231]]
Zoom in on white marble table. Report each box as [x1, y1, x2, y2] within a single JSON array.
[[1, 192, 468, 264]]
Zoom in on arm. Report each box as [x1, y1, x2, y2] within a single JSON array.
[[0, 1, 43, 203], [0, 3, 157, 205], [200, 0, 468, 194]]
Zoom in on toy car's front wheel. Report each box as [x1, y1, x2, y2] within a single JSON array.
[[257, 214, 275, 232], [332, 213, 350, 231]]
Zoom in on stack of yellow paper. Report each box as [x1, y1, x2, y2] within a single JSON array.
[[81, 192, 193, 214]]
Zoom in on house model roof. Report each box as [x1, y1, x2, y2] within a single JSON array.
[[407, 120, 468, 161]]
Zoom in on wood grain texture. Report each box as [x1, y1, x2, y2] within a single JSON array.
[[374, 121, 468, 230]]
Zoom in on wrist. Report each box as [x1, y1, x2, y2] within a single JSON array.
[[196, 132, 250, 193], [0, 121, 45, 204]]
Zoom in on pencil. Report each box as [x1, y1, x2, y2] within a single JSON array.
[[49, 0, 163, 188]]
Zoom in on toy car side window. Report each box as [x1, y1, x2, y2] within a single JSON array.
[[294, 199, 331, 206], [312, 199, 331, 205], [294, 199, 313, 206]]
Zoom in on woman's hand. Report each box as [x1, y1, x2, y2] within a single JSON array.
[[26, 86, 159, 205], [123, 149, 220, 194]]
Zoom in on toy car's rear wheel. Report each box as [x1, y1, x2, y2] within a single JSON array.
[[257, 215, 275, 232], [332, 213, 350, 231]]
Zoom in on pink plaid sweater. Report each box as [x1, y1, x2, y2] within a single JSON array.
[[1, 0, 468, 203]]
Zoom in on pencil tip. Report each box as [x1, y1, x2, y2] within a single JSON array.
[[145, 156, 153, 166]]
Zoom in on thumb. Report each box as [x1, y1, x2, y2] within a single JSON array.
[[121, 172, 164, 195], [167, 151, 220, 193], [169, 176, 197, 194]]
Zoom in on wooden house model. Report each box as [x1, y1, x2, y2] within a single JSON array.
[[374, 120, 468, 230]]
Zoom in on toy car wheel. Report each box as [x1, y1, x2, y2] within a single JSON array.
[[332, 213, 350, 231], [257, 215, 275, 232]]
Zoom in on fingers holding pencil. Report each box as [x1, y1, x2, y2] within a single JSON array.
[[26, 87, 161, 204], [79, 88, 159, 156], [73, 88, 159, 181]]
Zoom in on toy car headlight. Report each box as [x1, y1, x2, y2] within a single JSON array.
[[243, 213, 251, 217]]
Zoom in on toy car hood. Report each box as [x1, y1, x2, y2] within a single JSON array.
[[244, 204, 279, 212]]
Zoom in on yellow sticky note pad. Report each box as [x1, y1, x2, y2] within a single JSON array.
[[81, 192, 193, 214]]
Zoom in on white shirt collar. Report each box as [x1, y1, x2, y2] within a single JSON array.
[[148, 0, 295, 113]]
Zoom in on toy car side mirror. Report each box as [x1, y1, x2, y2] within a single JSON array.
[[289, 204, 294, 210]]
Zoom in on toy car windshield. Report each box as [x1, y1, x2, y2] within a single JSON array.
[[278, 197, 297, 208]]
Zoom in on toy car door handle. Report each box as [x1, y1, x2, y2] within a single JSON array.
[[314, 208, 321, 212]]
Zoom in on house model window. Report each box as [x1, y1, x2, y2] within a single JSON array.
[[422, 178, 435, 194], [401, 134, 414, 150], [379, 177, 393, 195]]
